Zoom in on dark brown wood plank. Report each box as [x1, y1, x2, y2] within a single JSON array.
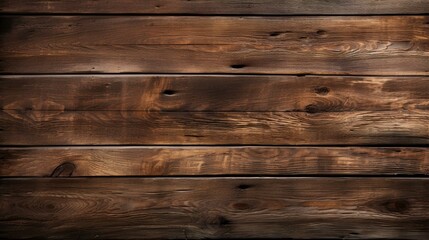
[[1, 147, 428, 176], [1, 177, 429, 239], [2, 75, 429, 111], [1, 16, 428, 75], [1, 0, 428, 14], [1, 110, 428, 145]]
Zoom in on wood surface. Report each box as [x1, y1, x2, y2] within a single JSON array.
[[1, 110, 428, 145], [1, 0, 428, 239], [1, 0, 428, 15], [1, 178, 429, 239], [2, 75, 429, 111], [1, 147, 428, 176], [1, 16, 428, 74]]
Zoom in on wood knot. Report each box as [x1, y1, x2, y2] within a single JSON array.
[[237, 184, 252, 190], [314, 86, 330, 95], [304, 104, 320, 114], [51, 162, 76, 177], [162, 89, 176, 96], [199, 215, 231, 231], [217, 216, 231, 226], [233, 202, 251, 210], [381, 199, 410, 213], [46, 203, 55, 210], [230, 64, 246, 69], [269, 32, 282, 37], [316, 29, 327, 36]]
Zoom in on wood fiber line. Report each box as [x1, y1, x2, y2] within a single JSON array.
[[1, 147, 428, 176], [1, 0, 428, 15], [1, 110, 428, 145], [1, 75, 429, 111], [1, 178, 429, 239], [1, 16, 428, 75]]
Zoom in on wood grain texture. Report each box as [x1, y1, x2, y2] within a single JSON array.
[[1, 0, 428, 14], [1, 178, 429, 239], [1, 110, 428, 145], [1, 16, 428, 75], [1, 147, 428, 176], [2, 75, 429, 111]]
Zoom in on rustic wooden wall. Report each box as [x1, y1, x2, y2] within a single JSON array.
[[1, 1, 429, 239]]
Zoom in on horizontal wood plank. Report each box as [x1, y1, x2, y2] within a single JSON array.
[[1, 0, 428, 15], [2, 75, 429, 111], [1, 147, 428, 176], [1, 16, 428, 75], [1, 177, 429, 239], [1, 110, 428, 145]]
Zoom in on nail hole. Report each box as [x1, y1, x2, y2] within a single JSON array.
[[162, 89, 176, 96], [155, 5, 161, 8], [316, 29, 327, 35], [230, 64, 246, 69], [269, 32, 282, 37], [237, 184, 252, 190], [314, 86, 330, 95]]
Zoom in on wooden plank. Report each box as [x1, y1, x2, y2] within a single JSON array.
[[1, 0, 428, 15], [2, 75, 429, 111], [1, 110, 428, 145], [1, 16, 428, 75], [1, 178, 428, 239], [1, 147, 428, 176]]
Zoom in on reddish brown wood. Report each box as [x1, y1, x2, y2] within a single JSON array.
[[1, 0, 428, 15], [1, 178, 429, 239], [1, 16, 428, 75], [1, 110, 428, 145], [1, 147, 428, 176], [1, 75, 429, 111]]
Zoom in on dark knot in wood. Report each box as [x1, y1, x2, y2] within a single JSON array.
[[381, 199, 410, 213], [314, 86, 330, 95], [51, 162, 76, 177], [237, 184, 252, 190]]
